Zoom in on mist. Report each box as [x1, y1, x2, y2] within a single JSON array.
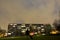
[[0, 0, 60, 30]]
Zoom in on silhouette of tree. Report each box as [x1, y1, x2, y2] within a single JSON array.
[[53, 20, 60, 31]]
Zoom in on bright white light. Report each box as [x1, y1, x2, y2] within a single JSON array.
[[13, 25, 15, 27], [41, 29, 45, 32], [21, 30, 25, 33], [41, 29, 45, 31], [4, 33, 8, 36], [21, 26, 25, 27], [7, 33, 11, 35], [41, 26, 44, 27], [34, 32, 37, 34], [22, 29, 26, 31]]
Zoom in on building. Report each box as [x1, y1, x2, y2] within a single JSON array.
[[8, 23, 52, 36], [8, 23, 20, 36], [8, 23, 30, 36]]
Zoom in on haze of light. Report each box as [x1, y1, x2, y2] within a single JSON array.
[[0, 0, 60, 30]]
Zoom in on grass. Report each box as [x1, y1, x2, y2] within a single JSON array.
[[0, 35, 60, 40]]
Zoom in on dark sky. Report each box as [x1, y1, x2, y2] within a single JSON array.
[[0, 0, 60, 30]]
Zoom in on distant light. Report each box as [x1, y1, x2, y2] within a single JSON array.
[[13, 25, 15, 27], [11, 32, 13, 33], [7, 33, 11, 35], [22, 29, 26, 31], [21, 26, 25, 27], [14, 24, 17, 25], [50, 31, 58, 34], [34, 32, 37, 34], [29, 32, 34, 36], [10, 24, 13, 25], [21, 30, 25, 33], [41, 29, 45, 32], [42, 33, 46, 35], [4, 33, 8, 36], [41, 29, 45, 31], [37, 27, 41, 29], [38, 31, 41, 33], [41, 26, 44, 27]]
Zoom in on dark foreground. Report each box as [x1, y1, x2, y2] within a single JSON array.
[[0, 35, 60, 40]]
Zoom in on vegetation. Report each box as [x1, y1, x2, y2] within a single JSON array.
[[0, 35, 60, 40]]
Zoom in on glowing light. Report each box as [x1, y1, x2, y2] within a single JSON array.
[[14, 24, 17, 25], [21, 30, 25, 33], [41, 26, 44, 27], [29, 32, 34, 36], [7, 33, 11, 35], [42, 33, 46, 35], [21, 26, 25, 27], [50, 31, 58, 34], [41, 29, 45, 31], [13, 25, 15, 27], [34, 32, 37, 34]]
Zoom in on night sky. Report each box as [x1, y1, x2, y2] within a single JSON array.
[[0, 0, 60, 30]]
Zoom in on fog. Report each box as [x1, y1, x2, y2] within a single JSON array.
[[0, 0, 60, 30]]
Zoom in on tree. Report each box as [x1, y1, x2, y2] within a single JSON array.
[[53, 20, 60, 31], [45, 24, 52, 35]]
